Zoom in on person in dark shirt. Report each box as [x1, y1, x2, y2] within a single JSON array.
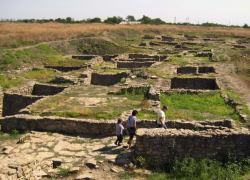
[[127, 110, 138, 149]]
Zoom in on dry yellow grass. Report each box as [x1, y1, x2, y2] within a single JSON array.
[[1, 22, 250, 47]]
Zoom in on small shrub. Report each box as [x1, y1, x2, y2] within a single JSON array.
[[120, 77, 126, 84], [25, 130, 31, 134], [134, 156, 149, 169], [12, 129, 19, 136], [58, 167, 71, 176]]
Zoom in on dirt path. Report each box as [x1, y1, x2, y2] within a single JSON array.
[[4, 35, 119, 52], [217, 62, 250, 111]]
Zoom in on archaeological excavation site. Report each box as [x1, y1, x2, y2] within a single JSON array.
[[0, 24, 250, 180]]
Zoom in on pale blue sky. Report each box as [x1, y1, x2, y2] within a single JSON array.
[[0, 0, 249, 25]]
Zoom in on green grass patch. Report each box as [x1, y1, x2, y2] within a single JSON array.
[[137, 110, 157, 120], [0, 75, 22, 90], [76, 38, 129, 55], [22, 68, 57, 83], [43, 55, 87, 67], [58, 167, 71, 176], [36, 44, 57, 55], [145, 157, 250, 180], [160, 92, 240, 121], [0, 51, 21, 69], [170, 57, 189, 66], [0, 129, 21, 142]]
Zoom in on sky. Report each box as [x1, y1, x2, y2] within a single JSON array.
[[0, 0, 250, 26]]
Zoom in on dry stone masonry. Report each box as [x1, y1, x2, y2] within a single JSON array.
[[135, 128, 250, 163], [2, 83, 68, 116], [91, 72, 128, 86], [72, 55, 97, 60], [171, 78, 220, 90], [177, 66, 216, 74], [32, 84, 67, 96], [0, 115, 235, 136], [45, 65, 87, 72]]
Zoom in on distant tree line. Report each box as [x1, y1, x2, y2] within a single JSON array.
[[0, 15, 247, 28]]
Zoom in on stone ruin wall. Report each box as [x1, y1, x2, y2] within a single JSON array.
[[119, 58, 157, 62], [177, 67, 216, 74], [45, 66, 87, 72], [117, 61, 156, 69], [102, 55, 118, 61], [32, 84, 67, 96], [72, 55, 97, 60], [91, 72, 128, 86], [171, 78, 219, 90], [2, 93, 44, 116], [135, 128, 250, 163], [128, 54, 167, 61], [2, 83, 68, 117], [0, 114, 235, 136]]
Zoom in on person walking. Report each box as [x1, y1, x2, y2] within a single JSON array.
[[157, 105, 168, 129], [115, 118, 125, 146], [127, 110, 138, 149]]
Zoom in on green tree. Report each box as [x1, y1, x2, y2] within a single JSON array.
[[86, 17, 102, 23], [55, 18, 62, 23], [139, 15, 166, 25], [126, 15, 136, 22], [243, 24, 249, 28], [140, 15, 152, 24], [66, 17, 73, 23], [151, 18, 166, 25], [104, 16, 123, 24]]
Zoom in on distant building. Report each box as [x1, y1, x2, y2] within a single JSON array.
[[119, 21, 141, 25]]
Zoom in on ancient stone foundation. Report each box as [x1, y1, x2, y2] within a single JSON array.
[[2, 84, 68, 116], [128, 54, 167, 61], [72, 55, 97, 60], [0, 115, 235, 136], [135, 128, 250, 163], [2, 93, 44, 116], [102, 55, 118, 61], [198, 66, 215, 73], [171, 78, 219, 90], [177, 66, 215, 74], [32, 84, 67, 96], [195, 52, 213, 58], [177, 67, 197, 74], [91, 72, 128, 86], [45, 66, 87, 72], [117, 61, 156, 69], [161, 36, 178, 42]]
